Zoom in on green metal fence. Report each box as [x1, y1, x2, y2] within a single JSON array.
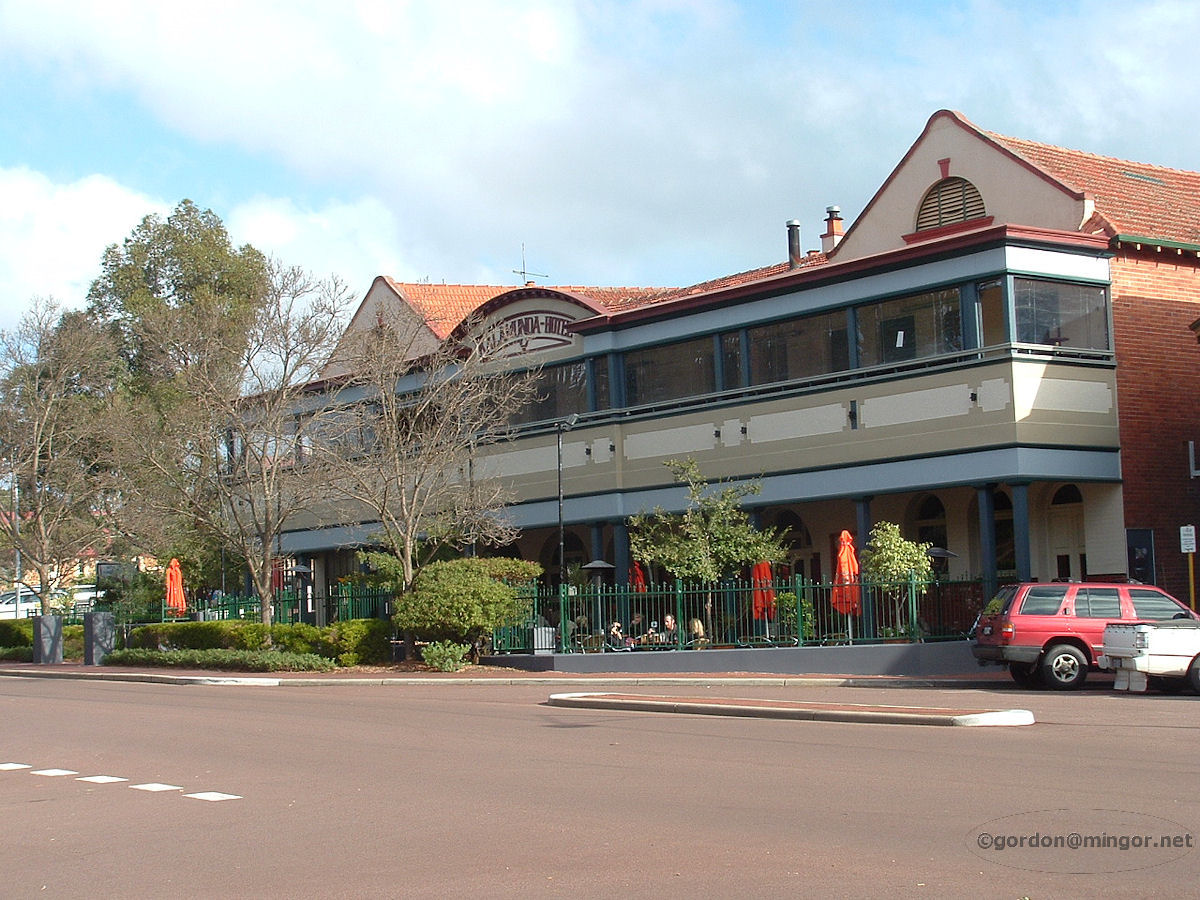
[[492, 575, 987, 655]]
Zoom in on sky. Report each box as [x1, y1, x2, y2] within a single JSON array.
[[1, 0, 1199, 331]]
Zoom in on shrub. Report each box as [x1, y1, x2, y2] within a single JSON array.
[[127, 621, 270, 652], [103, 648, 335, 672], [395, 558, 534, 655], [269, 622, 324, 656], [422, 641, 469, 672], [0, 620, 34, 648], [0, 647, 33, 661], [322, 618, 391, 666], [775, 592, 816, 642]]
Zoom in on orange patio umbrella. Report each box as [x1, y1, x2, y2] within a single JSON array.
[[165, 558, 187, 617], [751, 561, 776, 616], [630, 561, 648, 593], [831, 531, 861, 617]]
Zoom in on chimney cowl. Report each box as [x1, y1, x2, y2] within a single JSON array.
[[786, 219, 803, 269], [821, 206, 844, 254]]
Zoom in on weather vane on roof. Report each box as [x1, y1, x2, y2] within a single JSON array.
[[512, 243, 547, 284]]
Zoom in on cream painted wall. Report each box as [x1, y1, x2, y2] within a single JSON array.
[[834, 114, 1088, 262]]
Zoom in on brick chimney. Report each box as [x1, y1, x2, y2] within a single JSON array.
[[786, 220, 803, 269], [821, 206, 844, 253]]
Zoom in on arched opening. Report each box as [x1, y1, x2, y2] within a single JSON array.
[[1048, 484, 1085, 581]]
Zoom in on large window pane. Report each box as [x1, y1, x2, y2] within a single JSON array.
[[1014, 279, 1109, 350], [511, 361, 588, 424], [720, 332, 744, 390], [748, 310, 849, 385], [857, 288, 962, 367], [590, 357, 610, 411], [624, 336, 715, 406], [977, 279, 1006, 347]]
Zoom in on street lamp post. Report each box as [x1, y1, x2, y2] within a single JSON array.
[[556, 414, 579, 586]]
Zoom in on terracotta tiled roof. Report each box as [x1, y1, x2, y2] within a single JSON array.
[[985, 130, 1200, 246]]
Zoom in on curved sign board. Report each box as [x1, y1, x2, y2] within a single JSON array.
[[478, 308, 576, 358]]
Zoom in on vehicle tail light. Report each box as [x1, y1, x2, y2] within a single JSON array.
[[998, 618, 1014, 642], [1134, 632, 1148, 650]]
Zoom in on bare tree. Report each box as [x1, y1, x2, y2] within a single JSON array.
[[327, 311, 540, 591], [121, 263, 352, 624], [0, 301, 122, 610]]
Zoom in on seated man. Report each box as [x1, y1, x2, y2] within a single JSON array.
[[658, 613, 679, 645]]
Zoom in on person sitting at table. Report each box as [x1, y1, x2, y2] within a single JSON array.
[[688, 617, 709, 648], [607, 620, 630, 651], [628, 611, 648, 644], [658, 613, 679, 645]]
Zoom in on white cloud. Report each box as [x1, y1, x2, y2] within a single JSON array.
[[225, 195, 407, 299], [1, 0, 1198, 297], [0, 167, 165, 329]]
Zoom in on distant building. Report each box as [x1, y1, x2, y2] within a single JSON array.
[[283, 110, 1200, 607]]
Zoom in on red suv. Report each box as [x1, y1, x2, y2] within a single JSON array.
[[970, 582, 1196, 689]]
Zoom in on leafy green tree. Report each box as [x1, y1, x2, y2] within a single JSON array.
[[628, 458, 785, 635], [391, 557, 541, 661], [628, 458, 785, 582], [859, 521, 932, 636], [87, 199, 269, 381], [859, 521, 933, 583]]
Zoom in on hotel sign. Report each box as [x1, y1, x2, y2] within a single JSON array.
[[478, 309, 576, 358]]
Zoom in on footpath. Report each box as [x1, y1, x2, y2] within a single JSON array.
[[0, 662, 1033, 727]]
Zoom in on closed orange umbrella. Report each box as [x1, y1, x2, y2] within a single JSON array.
[[631, 561, 648, 593], [831, 531, 861, 616], [165, 558, 187, 616], [751, 561, 776, 619]]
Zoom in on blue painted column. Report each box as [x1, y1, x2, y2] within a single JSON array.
[[977, 485, 998, 601], [1012, 483, 1032, 583], [855, 496, 874, 639]]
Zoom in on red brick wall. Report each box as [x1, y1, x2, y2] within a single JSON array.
[[1111, 249, 1200, 599]]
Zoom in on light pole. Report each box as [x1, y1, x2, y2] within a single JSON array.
[[556, 413, 579, 586]]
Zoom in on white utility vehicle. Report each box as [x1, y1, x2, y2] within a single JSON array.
[[1098, 619, 1200, 692]]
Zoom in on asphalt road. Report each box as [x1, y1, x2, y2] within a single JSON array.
[[2, 676, 1198, 899]]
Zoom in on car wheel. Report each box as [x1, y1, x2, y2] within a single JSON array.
[[1188, 657, 1200, 694], [1040, 644, 1088, 690], [1009, 662, 1041, 688]]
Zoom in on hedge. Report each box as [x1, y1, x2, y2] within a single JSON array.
[[125, 619, 392, 666], [103, 648, 336, 672]]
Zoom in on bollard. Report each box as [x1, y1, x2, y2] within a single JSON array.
[[32, 615, 64, 664], [83, 611, 116, 665]]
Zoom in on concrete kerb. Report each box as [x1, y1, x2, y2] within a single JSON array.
[[547, 691, 1036, 726]]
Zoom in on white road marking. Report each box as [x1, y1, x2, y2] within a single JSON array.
[[7, 760, 240, 799]]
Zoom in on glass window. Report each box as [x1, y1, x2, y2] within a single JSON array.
[[1019, 585, 1068, 615], [1129, 589, 1190, 621], [1013, 279, 1109, 350], [1076, 587, 1121, 618], [720, 332, 744, 390], [590, 357, 610, 411], [976, 279, 1006, 347], [624, 336, 716, 407], [511, 361, 588, 424], [857, 288, 962, 368], [748, 310, 849, 386]]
